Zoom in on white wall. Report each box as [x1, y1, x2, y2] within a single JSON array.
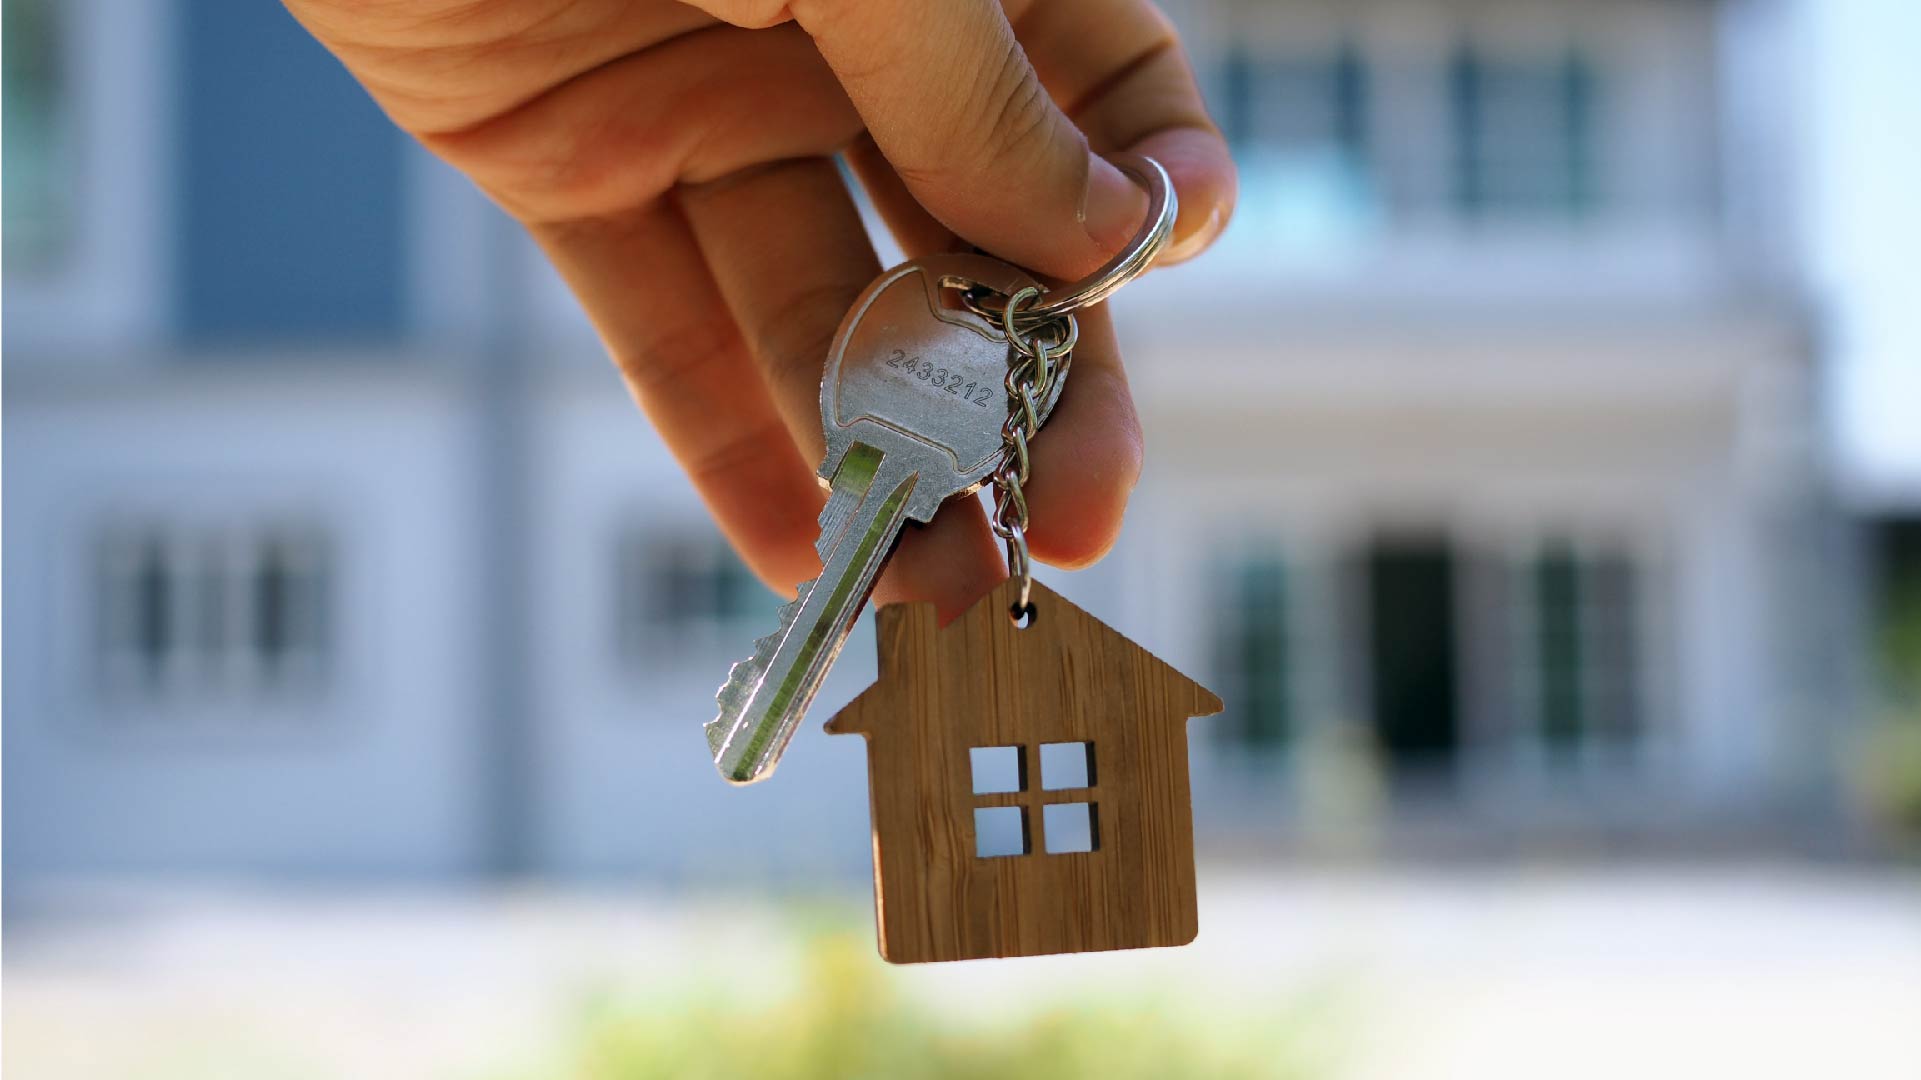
[[1126, 308, 1809, 827], [2, 370, 488, 879], [521, 375, 876, 880]]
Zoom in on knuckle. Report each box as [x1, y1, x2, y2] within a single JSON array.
[[618, 315, 743, 399], [423, 107, 678, 224], [975, 39, 1060, 170], [985, 75, 1058, 171], [700, 1, 801, 30], [742, 278, 864, 390], [684, 419, 791, 490]]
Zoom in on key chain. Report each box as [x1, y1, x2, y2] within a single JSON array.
[[978, 283, 1076, 625], [815, 156, 1224, 963], [702, 154, 1221, 960], [707, 155, 1201, 786]]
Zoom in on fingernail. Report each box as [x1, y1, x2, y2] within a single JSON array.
[[1160, 205, 1226, 266], [1081, 156, 1148, 256]]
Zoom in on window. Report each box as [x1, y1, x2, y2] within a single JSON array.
[[1039, 741, 1095, 790], [1450, 47, 1599, 220], [1516, 542, 1640, 757], [3, 0, 74, 267], [1213, 553, 1292, 753], [1222, 43, 1377, 239], [968, 742, 1099, 858], [973, 806, 1028, 858], [1041, 802, 1097, 854], [94, 522, 332, 701], [969, 746, 1025, 794], [613, 528, 763, 667]]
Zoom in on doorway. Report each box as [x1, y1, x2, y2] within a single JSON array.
[[1366, 539, 1460, 770]]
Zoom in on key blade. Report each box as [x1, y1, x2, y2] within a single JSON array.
[[707, 475, 860, 737], [705, 446, 915, 785], [708, 448, 884, 739], [709, 587, 809, 737]]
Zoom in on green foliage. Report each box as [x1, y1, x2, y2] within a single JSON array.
[[1880, 557, 1921, 709], [1862, 533, 1921, 841], [1859, 711, 1921, 840], [514, 929, 1323, 1080]]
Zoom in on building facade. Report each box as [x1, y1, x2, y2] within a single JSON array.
[[3, 0, 1843, 885]]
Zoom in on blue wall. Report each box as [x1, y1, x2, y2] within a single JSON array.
[[176, 0, 406, 344]]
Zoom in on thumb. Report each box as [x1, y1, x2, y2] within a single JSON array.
[[791, 0, 1146, 281]]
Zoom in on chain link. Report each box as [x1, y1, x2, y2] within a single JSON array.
[[939, 156, 1170, 620], [987, 286, 1078, 619]]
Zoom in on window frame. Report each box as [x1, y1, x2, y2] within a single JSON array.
[[5, 0, 173, 353], [1211, 547, 1296, 757], [967, 741, 1102, 859], [1449, 44, 1600, 223], [86, 515, 338, 724], [1502, 537, 1647, 770], [610, 523, 765, 675]]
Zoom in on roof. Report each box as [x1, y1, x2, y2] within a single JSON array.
[[825, 578, 1223, 737]]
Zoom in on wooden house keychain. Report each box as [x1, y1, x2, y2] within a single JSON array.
[[705, 154, 1223, 963]]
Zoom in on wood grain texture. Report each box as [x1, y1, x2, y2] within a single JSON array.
[[826, 578, 1224, 964]]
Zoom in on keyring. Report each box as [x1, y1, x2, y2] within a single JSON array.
[[1010, 152, 1177, 324]]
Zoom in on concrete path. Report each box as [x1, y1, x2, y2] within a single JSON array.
[[7, 865, 1918, 1079]]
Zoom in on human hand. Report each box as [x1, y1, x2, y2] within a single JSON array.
[[284, 0, 1235, 618]]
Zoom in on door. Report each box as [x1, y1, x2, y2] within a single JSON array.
[[1366, 539, 1460, 773]]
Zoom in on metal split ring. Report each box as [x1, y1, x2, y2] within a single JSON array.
[[1013, 152, 1177, 323], [952, 152, 1177, 326]]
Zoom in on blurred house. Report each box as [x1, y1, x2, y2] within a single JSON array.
[[2, 0, 1863, 885]]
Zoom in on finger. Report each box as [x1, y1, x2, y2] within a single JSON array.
[[755, 0, 1148, 282], [400, 22, 862, 598], [845, 145, 1143, 569], [836, 0, 1234, 269], [845, 134, 957, 261], [679, 158, 876, 462], [283, 0, 718, 134], [1017, 303, 1143, 568], [527, 201, 826, 594], [1012, 0, 1237, 264], [680, 157, 1007, 619], [873, 499, 1008, 622], [420, 23, 862, 224]]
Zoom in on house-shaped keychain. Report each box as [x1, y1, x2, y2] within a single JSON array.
[[826, 578, 1223, 964]]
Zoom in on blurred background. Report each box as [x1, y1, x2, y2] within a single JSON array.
[[5, 0, 1920, 1077]]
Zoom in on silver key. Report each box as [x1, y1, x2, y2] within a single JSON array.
[[706, 253, 1066, 784]]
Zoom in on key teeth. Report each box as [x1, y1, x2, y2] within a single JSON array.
[[774, 591, 805, 623], [704, 715, 730, 756], [707, 577, 819, 742]]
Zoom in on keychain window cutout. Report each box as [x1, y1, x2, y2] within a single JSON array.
[[1039, 741, 1095, 790], [1043, 802, 1099, 854], [974, 806, 1029, 857], [969, 745, 1026, 794]]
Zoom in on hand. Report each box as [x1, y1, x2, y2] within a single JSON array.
[[285, 0, 1235, 618]]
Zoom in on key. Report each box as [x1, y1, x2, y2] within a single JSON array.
[[706, 253, 1068, 784]]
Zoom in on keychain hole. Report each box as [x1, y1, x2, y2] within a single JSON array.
[[1009, 602, 1038, 629]]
